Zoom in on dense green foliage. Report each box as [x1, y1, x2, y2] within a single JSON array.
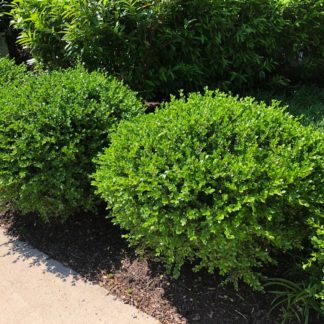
[[60, 0, 287, 98], [0, 57, 27, 85], [9, 0, 324, 99], [0, 66, 144, 221], [94, 91, 324, 294], [9, 0, 70, 67]]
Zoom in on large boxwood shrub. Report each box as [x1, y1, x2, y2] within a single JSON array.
[[0, 66, 144, 221], [94, 90, 324, 291]]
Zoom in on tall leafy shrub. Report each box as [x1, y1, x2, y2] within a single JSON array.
[[61, 0, 288, 98], [9, 1, 324, 98], [94, 91, 324, 293], [146, 0, 287, 96], [4, 0, 291, 99], [10, 0, 70, 67], [0, 66, 144, 221]]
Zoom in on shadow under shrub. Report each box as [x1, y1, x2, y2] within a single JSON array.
[[0, 66, 144, 222], [94, 90, 323, 298]]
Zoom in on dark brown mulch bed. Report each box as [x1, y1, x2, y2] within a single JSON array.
[[0, 210, 281, 323]]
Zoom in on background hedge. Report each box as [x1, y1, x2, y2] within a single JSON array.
[[9, 0, 324, 99]]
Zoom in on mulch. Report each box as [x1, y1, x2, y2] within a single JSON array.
[[0, 209, 283, 323]]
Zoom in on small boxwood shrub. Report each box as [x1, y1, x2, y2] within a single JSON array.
[[94, 90, 324, 291], [0, 57, 27, 85], [0, 66, 144, 221]]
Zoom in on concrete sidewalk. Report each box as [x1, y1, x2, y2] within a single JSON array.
[[0, 228, 158, 324]]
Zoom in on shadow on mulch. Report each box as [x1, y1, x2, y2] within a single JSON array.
[[0, 210, 283, 323]]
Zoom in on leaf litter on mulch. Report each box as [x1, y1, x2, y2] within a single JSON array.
[[0, 210, 280, 324]]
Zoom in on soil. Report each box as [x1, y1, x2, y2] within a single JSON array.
[[0, 210, 288, 324]]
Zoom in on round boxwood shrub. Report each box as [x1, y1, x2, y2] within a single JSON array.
[[94, 90, 323, 290], [0, 66, 144, 221]]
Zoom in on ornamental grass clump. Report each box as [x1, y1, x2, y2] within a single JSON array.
[[0, 66, 144, 221], [94, 90, 323, 291]]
